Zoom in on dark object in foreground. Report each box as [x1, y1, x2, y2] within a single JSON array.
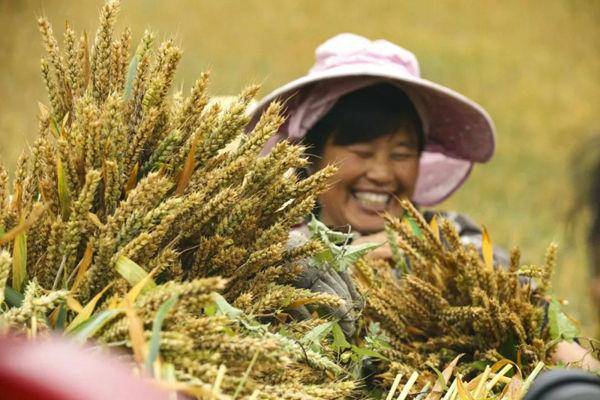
[[524, 369, 600, 400]]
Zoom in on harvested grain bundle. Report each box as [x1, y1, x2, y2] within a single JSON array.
[[352, 198, 574, 397], [0, 1, 357, 398]]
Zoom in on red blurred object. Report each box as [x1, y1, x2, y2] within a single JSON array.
[[0, 335, 170, 400]]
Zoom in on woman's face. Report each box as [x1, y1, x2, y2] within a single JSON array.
[[316, 128, 420, 234]]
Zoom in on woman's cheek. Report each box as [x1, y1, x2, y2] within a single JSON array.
[[337, 153, 366, 180], [393, 158, 420, 196]]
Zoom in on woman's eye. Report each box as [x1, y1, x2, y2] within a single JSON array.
[[348, 148, 373, 158], [391, 152, 416, 161]]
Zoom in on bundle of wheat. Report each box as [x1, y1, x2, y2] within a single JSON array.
[[350, 199, 578, 398], [0, 1, 358, 398]]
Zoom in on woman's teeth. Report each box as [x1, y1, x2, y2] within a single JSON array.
[[353, 191, 390, 207]]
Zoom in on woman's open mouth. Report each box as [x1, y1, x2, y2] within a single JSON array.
[[351, 191, 391, 213]]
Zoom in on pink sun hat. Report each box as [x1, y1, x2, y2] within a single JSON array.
[[247, 33, 496, 206]]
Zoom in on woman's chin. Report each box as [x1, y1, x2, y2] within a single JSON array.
[[347, 214, 386, 235]]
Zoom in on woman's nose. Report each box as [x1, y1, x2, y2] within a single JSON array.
[[365, 156, 394, 184]]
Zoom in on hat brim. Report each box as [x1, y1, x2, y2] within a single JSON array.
[[247, 64, 495, 205], [249, 64, 495, 162]]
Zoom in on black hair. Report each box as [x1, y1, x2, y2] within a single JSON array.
[[303, 82, 425, 158]]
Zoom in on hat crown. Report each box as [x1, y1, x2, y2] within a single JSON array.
[[310, 33, 420, 77]]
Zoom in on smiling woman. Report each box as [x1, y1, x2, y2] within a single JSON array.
[[247, 33, 496, 236], [305, 83, 422, 234], [244, 32, 502, 336]]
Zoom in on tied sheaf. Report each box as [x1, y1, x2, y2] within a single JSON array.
[[353, 199, 555, 391], [0, 1, 571, 399], [0, 1, 356, 398]]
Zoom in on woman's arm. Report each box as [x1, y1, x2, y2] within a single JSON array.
[[352, 231, 391, 260], [551, 341, 600, 371]]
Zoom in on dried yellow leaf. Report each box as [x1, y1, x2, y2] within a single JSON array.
[[176, 135, 199, 195], [12, 229, 27, 292], [124, 299, 147, 365], [456, 377, 475, 400], [66, 296, 84, 313], [0, 204, 46, 246], [429, 215, 440, 241], [70, 242, 94, 292], [66, 282, 113, 332], [482, 226, 493, 271], [124, 162, 139, 194]]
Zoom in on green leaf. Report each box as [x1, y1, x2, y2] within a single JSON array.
[[12, 231, 27, 292], [161, 362, 176, 383], [364, 386, 385, 399], [404, 215, 423, 238], [364, 322, 392, 351], [367, 321, 382, 336], [210, 292, 243, 318], [308, 215, 353, 245], [124, 55, 138, 100], [311, 247, 334, 267], [430, 365, 448, 391], [238, 317, 268, 333], [66, 283, 114, 332], [56, 158, 71, 220], [331, 323, 351, 352], [277, 326, 292, 337], [4, 286, 24, 307], [222, 326, 236, 336], [336, 242, 381, 272], [145, 294, 179, 374], [49, 117, 61, 138], [0, 225, 5, 237], [385, 224, 407, 273], [307, 215, 381, 272], [350, 345, 388, 361], [468, 360, 489, 372], [70, 309, 123, 342], [548, 298, 579, 341], [301, 320, 336, 352], [204, 303, 217, 316], [53, 303, 68, 331], [115, 256, 156, 292]]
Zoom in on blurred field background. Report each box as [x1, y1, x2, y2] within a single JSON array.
[[1, 1, 599, 334]]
